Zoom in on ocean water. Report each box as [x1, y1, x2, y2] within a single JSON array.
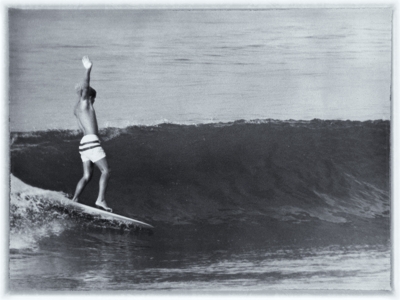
[[8, 7, 392, 293], [9, 9, 392, 132], [9, 120, 391, 292]]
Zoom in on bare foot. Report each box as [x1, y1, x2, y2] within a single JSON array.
[[82, 56, 93, 69], [95, 200, 112, 212]]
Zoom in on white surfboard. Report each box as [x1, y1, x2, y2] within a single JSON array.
[[63, 201, 154, 229]]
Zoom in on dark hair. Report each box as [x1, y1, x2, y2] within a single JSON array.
[[75, 84, 96, 99], [90, 87, 97, 99]]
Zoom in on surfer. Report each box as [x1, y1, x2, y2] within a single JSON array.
[[71, 56, 112, 212]]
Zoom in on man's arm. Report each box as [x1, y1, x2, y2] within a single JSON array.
[[81, 56, 93, 100]]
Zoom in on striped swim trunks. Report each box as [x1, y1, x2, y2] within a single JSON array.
[[79, 134, 106, 163]]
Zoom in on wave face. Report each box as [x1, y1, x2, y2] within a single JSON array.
[[10, 120, 390, 247]]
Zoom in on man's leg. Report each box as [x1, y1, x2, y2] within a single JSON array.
[[94, 157, 112, 212], [72, 161, 94, 202]]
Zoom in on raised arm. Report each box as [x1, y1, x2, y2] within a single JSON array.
[[81, 56, 93, 100]]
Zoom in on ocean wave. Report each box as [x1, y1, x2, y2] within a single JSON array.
[[10, 120, 390, 241]]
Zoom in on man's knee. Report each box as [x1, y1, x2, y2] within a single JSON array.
[[82, 173, 92, 182], [101, 167, 110, 177], [95, 158, 110, 176]]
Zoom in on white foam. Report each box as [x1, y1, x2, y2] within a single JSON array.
[[9, 174, 73, 251]]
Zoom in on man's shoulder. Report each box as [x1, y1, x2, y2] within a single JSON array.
[[75, 98, 90, 109]]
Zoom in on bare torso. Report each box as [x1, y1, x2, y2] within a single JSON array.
[[74, 98, 98, 135]]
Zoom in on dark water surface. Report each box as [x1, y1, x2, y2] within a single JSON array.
[[10, 225, 390, 291]]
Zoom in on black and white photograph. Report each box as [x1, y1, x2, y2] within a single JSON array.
[[8, 3, 394, 294]]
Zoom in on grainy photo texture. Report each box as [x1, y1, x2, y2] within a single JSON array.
[[9, 8, 391, 292]]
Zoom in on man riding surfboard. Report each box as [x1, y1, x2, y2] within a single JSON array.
[[72, 56, 112, 212]]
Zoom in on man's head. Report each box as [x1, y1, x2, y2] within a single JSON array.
[[75, 84, 97, 103], [88, 87, 96, 103]]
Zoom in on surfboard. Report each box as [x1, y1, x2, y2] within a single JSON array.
[[62, 201, 154, 229]]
